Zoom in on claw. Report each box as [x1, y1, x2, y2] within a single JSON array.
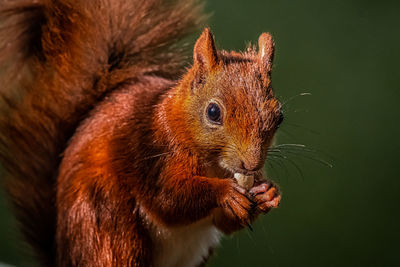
[[246, 221, 253, 231]]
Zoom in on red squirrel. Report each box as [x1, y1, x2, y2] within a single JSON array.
[[0, 0, 282, 266]]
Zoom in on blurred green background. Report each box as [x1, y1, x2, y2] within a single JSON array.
[[1, 0, 400, 266]]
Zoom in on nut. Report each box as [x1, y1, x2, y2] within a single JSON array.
[[234, 173, 254, 190]]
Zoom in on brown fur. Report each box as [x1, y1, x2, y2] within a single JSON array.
[[0, 0, 204, 265], [0, 0, 282, 266]]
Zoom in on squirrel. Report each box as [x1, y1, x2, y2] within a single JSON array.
[[0, 0, 283, 266]]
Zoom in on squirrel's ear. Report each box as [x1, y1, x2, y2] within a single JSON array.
[[258, 33, 275, 87], [193, 28, 219, 81]]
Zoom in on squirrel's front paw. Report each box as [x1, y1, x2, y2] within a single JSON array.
[[249, 181, 281, 213], [213, 180, 254, 234]]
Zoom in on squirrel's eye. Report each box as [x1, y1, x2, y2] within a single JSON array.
[[206, 103, 222, 124], [277, 111, 284, 127]]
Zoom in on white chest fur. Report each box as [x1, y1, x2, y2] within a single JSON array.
[[149, 216, 221, 267]]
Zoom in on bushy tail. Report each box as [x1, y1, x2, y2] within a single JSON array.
[[0, 0, 205, 265]]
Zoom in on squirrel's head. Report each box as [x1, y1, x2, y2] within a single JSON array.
[[166, 28, 283, 176]]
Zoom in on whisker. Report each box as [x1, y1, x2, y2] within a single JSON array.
[[274, 143, 306, 147], [272, 144, 307, 150], [271, 144, 335, 162], [272, 144, 323, 154], [275, 150, 333, 168], [138, 151, 171, 162], [266, 157, 288, 181], [281, 92, 312, 107], [266, 157, 289, 183], [268, 153, 305, 181]]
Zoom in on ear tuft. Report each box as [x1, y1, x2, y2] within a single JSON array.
[[193, 28, 219, 72], [258, 33, 275, 85]]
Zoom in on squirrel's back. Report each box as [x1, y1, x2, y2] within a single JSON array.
[[0, 0, 204, 265]]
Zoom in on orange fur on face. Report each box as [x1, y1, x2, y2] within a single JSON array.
[[162, 29, 281, 176]]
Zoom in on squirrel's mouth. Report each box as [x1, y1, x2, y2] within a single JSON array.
[[217, 160, 265, 180], [205, 159, 268, 190], [217, 161, 267, 190]]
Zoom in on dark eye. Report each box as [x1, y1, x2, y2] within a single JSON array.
[[206, 103, 222, 124], [277, 111, 284, 127]]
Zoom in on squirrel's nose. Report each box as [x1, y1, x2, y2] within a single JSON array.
[[241, 160, 262, 172]]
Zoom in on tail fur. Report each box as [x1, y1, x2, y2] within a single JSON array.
[[0, 0, 205, 265]]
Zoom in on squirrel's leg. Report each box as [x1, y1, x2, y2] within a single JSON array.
[[213, 177, 281, 235], [249, 178, 281, 215], [143, 175, 254, 232], [56, 189, 152, 267]]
